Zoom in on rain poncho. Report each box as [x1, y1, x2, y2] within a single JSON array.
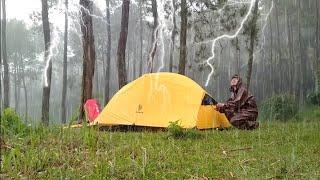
[[218, 76, 259, 130]]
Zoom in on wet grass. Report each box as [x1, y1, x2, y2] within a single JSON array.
[[1, 110, 320, 179]]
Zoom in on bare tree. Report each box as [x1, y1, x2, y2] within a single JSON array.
[[79, 0, 96, 122], [178, 0, 187, 75], [117, 0, 130, 89], [246, 0, 259, 89], [61, 0, 68, 123], [104, 0, 111, 105], [2, 0, 9, 109], [41, 0, 52, 126]]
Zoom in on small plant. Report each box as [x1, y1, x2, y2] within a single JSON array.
[[167, 121, 202, 139], [167, 121, 185, 138], [260, 94, 298, 121], [1, 108, 28, 136], [307, 91, 320, 106]]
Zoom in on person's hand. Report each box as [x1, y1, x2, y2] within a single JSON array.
[[216, 103, 224, 108], [215, 103, 225, 112]]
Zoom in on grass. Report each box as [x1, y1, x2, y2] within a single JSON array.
[[1, 109, 320, 179]]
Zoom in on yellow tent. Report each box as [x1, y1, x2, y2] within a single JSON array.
[[92, 73, 231, 129]]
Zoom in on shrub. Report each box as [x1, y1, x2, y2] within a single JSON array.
[[294, 106, 320, 122], [307, 91, 320, 106], [1, 108, 28, 136], [260, 94, 298, 121], [167, 121, 202, 139], [167, 121, 185, 138]]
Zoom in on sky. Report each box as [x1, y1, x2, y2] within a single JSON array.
[[7, 0, 41, 23], [6, 0, 106, 26]]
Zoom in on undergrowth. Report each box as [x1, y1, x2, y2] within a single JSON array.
[[167, 121, 203, 139], [0, 108, 319, 179]]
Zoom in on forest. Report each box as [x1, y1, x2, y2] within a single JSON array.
[[0, 0, 319, 179], [0, 0, 318, 123]]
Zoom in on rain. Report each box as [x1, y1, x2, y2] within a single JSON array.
[[0, 0, 319, 179]]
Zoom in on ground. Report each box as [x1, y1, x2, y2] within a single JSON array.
[[1, 110, 320, 179]]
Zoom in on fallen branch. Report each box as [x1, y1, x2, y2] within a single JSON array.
[[229, 147, 253, 152], [222, 146, 253, 157]]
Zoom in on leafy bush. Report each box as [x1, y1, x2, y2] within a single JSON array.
[[294, 106, 320, 122], [1, 108, 28, 136], [167, 121, 202, 139], [307, 91, 320, 106], [167, 121, 185, 138], [260, 94, 298, 121]]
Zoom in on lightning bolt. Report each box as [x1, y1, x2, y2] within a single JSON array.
[[156, 0, 167, 72], [43, 0, 84, 87], [253, 0, 274, 58], [43, 0, 64, 87], [43, 0, 121, 87], [148, 0, 175, 106], [202, 0, 256, 87], [147, 0, 173, 73]]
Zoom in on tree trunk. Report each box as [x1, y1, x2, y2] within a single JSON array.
[[138, 0, 143, 76], [147, 0, 158, 73], [61, 0, 68, 124], [0, 0, 2, 112], [41, 0, 51, 125], [178, 0, 187, 75], [133, 40, 137, 79], [269, 13, 275, 95], [79, 0, 96, 122], [286, 7, 294, 94], [246, 0, 259, 89], [17, 65, 21, 113], [126, 42, 130, 79], [104, 0, 111, 105], [298, 1, 306, 103], [14, 60, 17, 109], [22, 69, 28, 123], [13, 55, 23, 112], [235, 38, 240, 74], [2, 0, 9, 109], [316, 0, 320, 92], [94, 57, 99, 95], [169, 0, 176, 72], [275, 0, 282, 93], [117, 0, 130, 89]]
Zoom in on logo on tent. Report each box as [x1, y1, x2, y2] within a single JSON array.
[[136, 104, 143, 114]]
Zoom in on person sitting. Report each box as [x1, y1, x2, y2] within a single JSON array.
[[216, 74, 259, 130]]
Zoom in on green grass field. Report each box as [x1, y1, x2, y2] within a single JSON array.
[[1, 108, 320, 179]]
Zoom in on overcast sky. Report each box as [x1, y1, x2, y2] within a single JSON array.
[[6, 0, 106, 24], [7, 0, 41, 22]]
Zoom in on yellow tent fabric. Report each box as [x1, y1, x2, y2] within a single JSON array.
[[93, 73, 231, 129]]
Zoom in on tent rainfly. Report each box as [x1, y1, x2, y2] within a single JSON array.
[[92, 73, 231, 129]]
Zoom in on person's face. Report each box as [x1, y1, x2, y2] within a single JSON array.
[[230, 78, 239, 87]]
